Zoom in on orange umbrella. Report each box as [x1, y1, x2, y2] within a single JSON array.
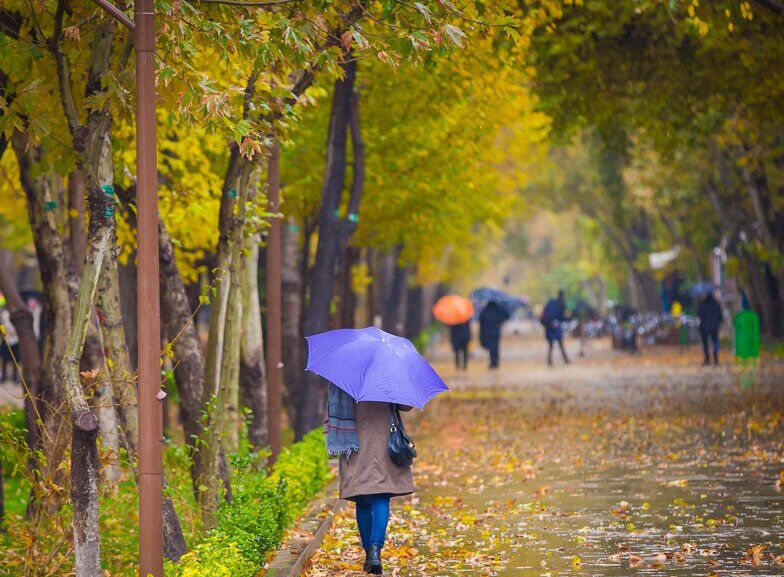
[[432, 295, 474, 326]]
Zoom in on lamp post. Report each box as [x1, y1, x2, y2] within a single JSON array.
[[134, 1, 163, 576], [265, 137, 283, 463], [89, 1, 163, 575]]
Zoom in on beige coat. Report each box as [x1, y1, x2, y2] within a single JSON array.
[[339, 402, 414, 501]]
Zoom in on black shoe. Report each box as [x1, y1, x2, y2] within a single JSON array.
[[363, 550, 371, 573], [368, 544, 382, 574], [702, 358, 710, 366]]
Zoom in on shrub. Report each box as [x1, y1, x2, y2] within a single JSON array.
[[270, 429, 330, 522], [164, 534, 256, 577], [165, 429, 330, 577], [214, 478, 287, 567]]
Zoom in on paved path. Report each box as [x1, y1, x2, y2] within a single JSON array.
[[303, 330, 784, 577]]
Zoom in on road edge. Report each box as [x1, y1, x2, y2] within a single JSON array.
[[265, 478, 346, 577]]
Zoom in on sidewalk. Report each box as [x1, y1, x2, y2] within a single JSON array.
[[302, 334, 784, 577]]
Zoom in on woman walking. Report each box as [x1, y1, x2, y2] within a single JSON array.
[[326, 384, 414, 574], [449, 320, 471, 370]]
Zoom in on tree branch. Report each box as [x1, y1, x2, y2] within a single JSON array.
[[50, 0, 83, 143], [189, 0, 300, 6]]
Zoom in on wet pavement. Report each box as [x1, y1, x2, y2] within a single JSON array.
[[302, 328, 784, 577]]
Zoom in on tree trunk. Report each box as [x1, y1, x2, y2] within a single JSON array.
[[240, 238, 268, 451], [365, 248, 378, 326], [297, 58, 358, 439], [68, 170, 87, 275], [222, 166, 253, 456], [61, 138, 114, 577], [264, 139, 282, 461], [95, 236, 137, 456], [404, 285, 423, 340], [13, 131, 73, 512], [204, 148, 243, 404], [118, 258, 138, 369], [238, 166, 267, 453], [280, 217, 302, 421], [199, 184, 247, 529], [382, 249, 408, 335], [334, 90, 364, 330], [158, 220, 205, 490], [336, 246, 359, 328], [0, 251, 43, 474]]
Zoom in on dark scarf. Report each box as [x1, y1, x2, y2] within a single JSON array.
[[325, 383, 359, 456]]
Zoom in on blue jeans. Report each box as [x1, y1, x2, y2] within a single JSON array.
[[354, 494, 390, 550]]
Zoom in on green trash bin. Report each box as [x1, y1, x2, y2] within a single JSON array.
[[678, 323, 690, 345], [734, 310, 760, 360]]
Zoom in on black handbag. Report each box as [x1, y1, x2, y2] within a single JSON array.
[[387, 403, 417, 467]]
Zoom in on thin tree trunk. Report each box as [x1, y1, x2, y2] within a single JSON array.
[[199, 184, 247, 529], [240, 233, 268, 451], [297, 57, 357, 439], [118, 259, 138, 369], [336, 246, 359, 328], [61, 146, 114, 577], [223, 166, 252, 455], [158, 220, 205, 491], [382, 249, 408, 334], [69, 170, 87, 275], [404, 285, 423, 340], [204, 141, 247, 407], [13, 131, 72, 512], [51, 12, 119, 572], [334, 88, 364, 330], [366, 248, 378, 326], [95, 237, 137, 456], [0, 251, 43, 473], [280, 217, 302, 421]]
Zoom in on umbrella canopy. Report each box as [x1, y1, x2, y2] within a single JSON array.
[[432, 295, 474, 325], [471, 286, 521, 316], [689, 282, 716, 299], [305, 326, 448, 409]]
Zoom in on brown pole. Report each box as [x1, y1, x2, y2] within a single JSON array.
[[135, 0, 163, 575], [265, 137, 283, 463], [93, 0, 136, 30]]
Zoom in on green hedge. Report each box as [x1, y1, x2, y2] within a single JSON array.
[[165, 430, 330, 577]]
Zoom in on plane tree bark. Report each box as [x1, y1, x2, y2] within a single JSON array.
[[297, 55, 358, 439]]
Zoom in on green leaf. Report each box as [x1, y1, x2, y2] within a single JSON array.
[[444, 24, 467, 47], [414, 2, 431, 22], [352, 30, 370, 49]]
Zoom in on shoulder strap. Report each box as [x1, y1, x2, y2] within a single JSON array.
[[389, 403, 398, 429]]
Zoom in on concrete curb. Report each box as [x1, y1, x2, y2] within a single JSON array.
[[265, 480, 346, 577]]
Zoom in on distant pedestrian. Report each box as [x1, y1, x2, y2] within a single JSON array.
[[697, 292, 723, 365], [479, 301, 510, 369], [541, 290, 570, 367], [449, 321, 471, 370], [328, 385, 414, 575], [0, 307, 19, 382]]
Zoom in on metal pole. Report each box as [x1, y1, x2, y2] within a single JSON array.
[[135, 0, 163, 575], [92, 0, 136, 30], [265, 137, 283, 463]]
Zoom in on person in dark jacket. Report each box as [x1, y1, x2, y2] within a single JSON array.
[[479, 301, 510, 369], [541, 290, 570, 367], [697, 292, 723, 365], [449, 321, 471, 370]]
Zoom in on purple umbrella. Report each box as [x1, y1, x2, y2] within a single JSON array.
[[305, 326, 448, 409]]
